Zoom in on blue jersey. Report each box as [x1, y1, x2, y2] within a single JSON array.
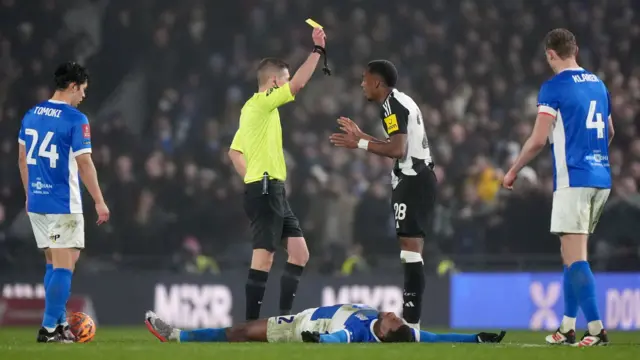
[[308, 304, 383, 343], [537, 68, 612, 190], [18, 100, 92, 214]]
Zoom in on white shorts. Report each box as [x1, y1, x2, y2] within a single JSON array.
[[266, 308, 334, 343], [550, 187, 610, 235], [28, 213, 85, 249]]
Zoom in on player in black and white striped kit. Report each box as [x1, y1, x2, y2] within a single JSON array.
[[330, 60, 437, 330]]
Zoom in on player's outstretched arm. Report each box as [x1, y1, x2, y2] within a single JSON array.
[[289, 28, 326, 95], [417, 330, 505, 344], [76, 154, 109, 224]]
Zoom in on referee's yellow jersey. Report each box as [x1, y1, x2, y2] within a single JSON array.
[[230, 82, 295, 184]]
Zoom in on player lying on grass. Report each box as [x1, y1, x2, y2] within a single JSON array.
[[146, 304, 506, 344]]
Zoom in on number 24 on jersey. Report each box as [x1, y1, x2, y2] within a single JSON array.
[[25, 128, 59, 168]]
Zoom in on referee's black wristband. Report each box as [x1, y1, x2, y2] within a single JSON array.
[[312, 45, 332, 76]]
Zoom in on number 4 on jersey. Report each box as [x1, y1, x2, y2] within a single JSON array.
[[25, 128, 59, 168], [585, 100, 605, 139]]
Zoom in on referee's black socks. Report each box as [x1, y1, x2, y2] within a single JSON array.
[[246, 269, 269, 321], [279, 262, 305, 315], [401, 251, 425, 325]]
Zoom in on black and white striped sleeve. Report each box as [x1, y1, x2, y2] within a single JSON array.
[[380, 97, 409, 136]]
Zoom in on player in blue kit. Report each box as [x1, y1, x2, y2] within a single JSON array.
[[17, 62, 110, 343], [503, 29, 613, 347], [145, 304, 506, 344]]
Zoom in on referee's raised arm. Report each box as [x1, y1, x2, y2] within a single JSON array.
[[289, 28, 326, 95], [230, 27, 327, 322]]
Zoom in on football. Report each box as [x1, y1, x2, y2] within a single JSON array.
[[67, 312, 96, 343]]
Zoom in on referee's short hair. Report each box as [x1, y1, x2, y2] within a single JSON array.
[[367, 60, 398, 87], [257, 58, 290, 85]]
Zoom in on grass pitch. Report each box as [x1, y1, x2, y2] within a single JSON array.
[[1, 327, 639, 360]]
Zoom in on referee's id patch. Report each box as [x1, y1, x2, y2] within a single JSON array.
[[384, 114, 399, 133]]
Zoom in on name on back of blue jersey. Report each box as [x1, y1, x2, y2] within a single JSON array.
[[572, 73, 599, 83], [33, 106, 62, 118]]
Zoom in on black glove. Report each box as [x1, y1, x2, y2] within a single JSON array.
[[301, 331, 321, 343], [476, 330, 506, 343]]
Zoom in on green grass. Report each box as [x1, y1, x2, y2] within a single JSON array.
[[1, 327, 639, 360]]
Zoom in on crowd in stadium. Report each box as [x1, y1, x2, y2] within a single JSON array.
[[1, 0, 639, 272]]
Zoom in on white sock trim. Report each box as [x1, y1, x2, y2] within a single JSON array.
[[587, 320, 603, 336], [400, 250, 423, 264], [560, 316, 576, 333]]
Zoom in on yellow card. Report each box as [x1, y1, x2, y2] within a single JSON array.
[[305, 18, 323, 29]]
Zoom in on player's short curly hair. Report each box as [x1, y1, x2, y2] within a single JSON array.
[[382, 324, 414, 343], [366, 60, 398, 87], [54, 62, 89, 90], [544, 28, 578, 60]]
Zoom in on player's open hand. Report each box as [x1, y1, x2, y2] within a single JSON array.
[[301, 331, 321, 343], [337, 117, 363, 137], [502, 170, 517, 190], [95, 202, 110, 225], [330, 132, 359, 149], [312, 28, 326, 48]]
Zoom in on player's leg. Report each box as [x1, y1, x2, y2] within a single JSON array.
[[393, 169, 437, 329], [45, 214, 84, 343], [548, 188, 609, 346], [43, 249, 54, 290], [145, 310, 269, 342], [280, 199, 308, 315], [243, 181, 285, 320]]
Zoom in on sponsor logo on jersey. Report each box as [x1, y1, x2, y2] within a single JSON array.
[[384, 114, 399, 134]]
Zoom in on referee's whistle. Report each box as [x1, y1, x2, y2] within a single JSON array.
[[262, 172, 269, 195]]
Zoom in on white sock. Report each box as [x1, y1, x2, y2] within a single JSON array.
[[406, 322, 420, 330], [587, 320, 603, 336], [559, 316, 576, 333], [44, 326, 57, 333], [59, 321, 69, 327], [170, 329, 182, 342]]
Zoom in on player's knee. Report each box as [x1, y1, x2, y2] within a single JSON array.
[[560, 234, 588, 266], [227, 324, 248, 342], [400, 250, 423, 264], [286, 237, 309, 266], [398, 237, 423, 253], [251, 249, 274, 272]]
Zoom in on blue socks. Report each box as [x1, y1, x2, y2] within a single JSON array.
[[42, 268, 72, 330], [44, 264, 54, 290], [569, 261, 601, 323], [419, 330, 477, 343], [180, 328, 228, 342], [563, 265, 579, 318]]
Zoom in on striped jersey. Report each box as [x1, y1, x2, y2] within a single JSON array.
[[380, 89, 432, 177]]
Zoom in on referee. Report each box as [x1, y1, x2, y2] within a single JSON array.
[[228, 28, 327, 321]]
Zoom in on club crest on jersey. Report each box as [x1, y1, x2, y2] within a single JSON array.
[[384, 114, 399, 133], [82, 124, 91, 139]]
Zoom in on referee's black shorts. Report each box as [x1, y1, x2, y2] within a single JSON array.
[[391, 164, 437, 238], [243, 179, 304, 252]]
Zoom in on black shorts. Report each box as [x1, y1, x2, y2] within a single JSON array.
[[391, 167, 437, 238], [243, 180, 304, 252]]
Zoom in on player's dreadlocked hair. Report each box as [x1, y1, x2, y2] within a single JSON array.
[[382, 324, 414, 343], [366, 60, 398, 87], [54, 62, 89, 90]]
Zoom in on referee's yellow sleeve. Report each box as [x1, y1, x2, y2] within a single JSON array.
[[230, 130, 243, 152], [258, 82, 295, 111]]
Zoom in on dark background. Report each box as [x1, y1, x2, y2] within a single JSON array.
[[0, 0, 639, 275]]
